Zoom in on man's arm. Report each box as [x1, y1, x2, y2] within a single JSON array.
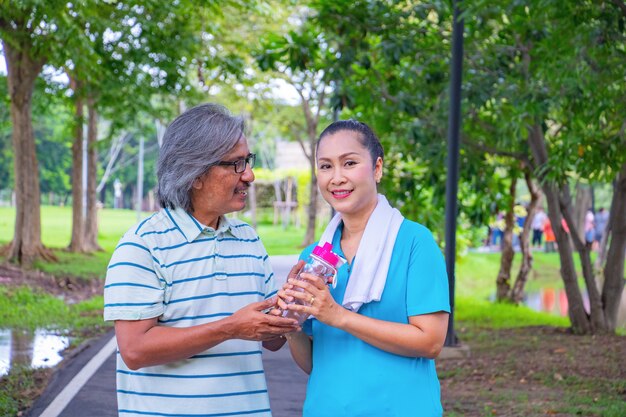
[[116, 297, 298, 369]]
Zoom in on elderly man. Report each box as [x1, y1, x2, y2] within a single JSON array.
[[104, 103, 298, 416]]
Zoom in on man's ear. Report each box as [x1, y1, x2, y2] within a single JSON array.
[[192, 177, 204, 189]]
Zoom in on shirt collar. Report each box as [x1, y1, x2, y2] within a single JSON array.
[[166, 207, 243, 242]]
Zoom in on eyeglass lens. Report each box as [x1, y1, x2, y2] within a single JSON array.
[[235, 154, 256, 173]]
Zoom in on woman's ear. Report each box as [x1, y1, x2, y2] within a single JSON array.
[[374, 157, 383, 183]]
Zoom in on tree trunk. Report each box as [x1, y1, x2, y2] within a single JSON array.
[[68, 76, 86, 252], [559, 187, 606, 331], [496, 177, 516, 301], [302, 162, 318, 247], [602, 162, 626, 332], [510, 170, 540, 303], [2, 39, 54, 266], [573, 182, 592, 243], [527, 123, 591, 333], [84, 95, 102, 251], [299, 95, 320, 248]]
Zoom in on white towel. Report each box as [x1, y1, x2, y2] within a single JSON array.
[[319, 194, 404, 312]]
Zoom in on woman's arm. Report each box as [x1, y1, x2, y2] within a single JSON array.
[[284, 273, 449, 358], [284, 332, 313, 374]]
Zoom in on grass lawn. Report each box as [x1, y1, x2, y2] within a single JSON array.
[[0, 205, 578, 284], [0, 206, 314, 277]]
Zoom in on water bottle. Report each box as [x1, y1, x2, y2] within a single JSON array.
[[282, 242, 342, 324]]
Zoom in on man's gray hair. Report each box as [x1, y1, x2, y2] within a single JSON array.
[[157, 103, 245, 212]]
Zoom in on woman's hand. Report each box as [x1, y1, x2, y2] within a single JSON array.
[[285, 272, 449, 359], [272, 260, 305, 313], [284, 272, 347, 328]]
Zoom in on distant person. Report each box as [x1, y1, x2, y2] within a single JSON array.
[[491, 212, 505, 249], [544, 218, 556, 252], [513, 203, 528, 249], [594, 207, 609, 244], [103, 104, 298, 416], [113, 178, 123, 209], [584, 209, 595, 248], [531, 207, 548, 249], [276, 120, 450, 416]]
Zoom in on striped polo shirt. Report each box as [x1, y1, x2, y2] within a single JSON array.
[[104, 207, 277, 417]]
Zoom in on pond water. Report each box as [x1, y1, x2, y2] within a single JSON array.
[[0, 329, 70, 376], [523, 287, 626, 328]]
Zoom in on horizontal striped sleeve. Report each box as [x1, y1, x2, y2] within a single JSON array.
[[104, 231, 165, 321]]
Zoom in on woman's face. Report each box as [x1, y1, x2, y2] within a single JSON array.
[[316, 130, 382, 217]]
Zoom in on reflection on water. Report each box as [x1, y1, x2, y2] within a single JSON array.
[[524, 288, 626, 328], [0, 329, 69, 376]]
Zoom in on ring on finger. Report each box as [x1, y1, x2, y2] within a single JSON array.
[[309, 296, 315, 305]]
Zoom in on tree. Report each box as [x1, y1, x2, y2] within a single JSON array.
[[256, 21, 333, 246], [463, 0, 626, 333], [64, 0, 211, 252], [1, 0, 221, 259], [0, 1, 66, 265], [296, 0, 625, 333]]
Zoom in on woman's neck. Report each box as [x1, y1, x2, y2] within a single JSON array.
[[340, 196, 377, 236], [341, 216, 367, 241], [339, 200, 377, 262]]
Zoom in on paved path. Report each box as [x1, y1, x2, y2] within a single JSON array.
[[26, 255, 307, 417]]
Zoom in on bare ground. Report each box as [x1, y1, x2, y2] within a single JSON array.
[[439, 326, 626, 416], [0, 263, 104, 304]]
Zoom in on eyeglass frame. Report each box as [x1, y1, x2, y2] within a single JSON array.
[[214, 153, 256, 174]]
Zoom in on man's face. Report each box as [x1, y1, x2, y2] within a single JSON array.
[[190, 137, 255, 228]]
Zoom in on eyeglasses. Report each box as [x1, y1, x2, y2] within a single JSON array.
[[215, 153, 256, 173]]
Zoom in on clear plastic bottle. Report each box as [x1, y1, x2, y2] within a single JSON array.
[[282, 242, 342, 324]]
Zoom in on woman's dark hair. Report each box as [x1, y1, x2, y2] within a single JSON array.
[[316, 120, 384, 166]]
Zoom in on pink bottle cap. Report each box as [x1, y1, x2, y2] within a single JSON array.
[[311, 242, 340, 267]]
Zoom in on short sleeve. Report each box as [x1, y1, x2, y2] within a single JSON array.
[[103, 231, 166, 321], [406, 225, 451, 316], [262, 249, 277, 300]]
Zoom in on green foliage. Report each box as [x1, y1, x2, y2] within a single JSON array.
[[463, 0, 625, 183]]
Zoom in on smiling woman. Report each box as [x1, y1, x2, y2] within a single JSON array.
[[276, 120, 451, 417]]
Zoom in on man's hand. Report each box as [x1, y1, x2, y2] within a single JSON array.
[[227, 298, 299, 341]]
